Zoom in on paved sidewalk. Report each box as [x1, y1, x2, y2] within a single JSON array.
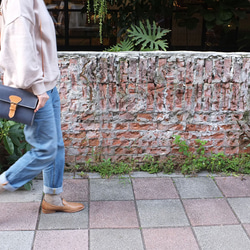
[[1, 171, 250, 250]]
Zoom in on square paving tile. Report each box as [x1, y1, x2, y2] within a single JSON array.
[[132, 178, 179, 200], [38, 203, 88, 230], [90, 179, 134, 201], [0, 231, 34, 250], [0, 180, 43, 203], [62, 179, 88, 201], [228, 198, 250, 223], [183, 198, 239, 226], [174, 177, 223, 198], [90, 229, 144, 250], [0, 202, 40, 230], [137, 200, 189, 227], [33, 230, 88, 250], [194, 225, 250, 250], [215, 176, 250, 197], [90, 201, 139, 228], [143, 228, 199, 250]]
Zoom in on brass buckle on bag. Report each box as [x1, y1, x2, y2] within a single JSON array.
[[8, 95, 22, 118]]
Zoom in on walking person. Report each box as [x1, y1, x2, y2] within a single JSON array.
[[0, 0, 84, 214]]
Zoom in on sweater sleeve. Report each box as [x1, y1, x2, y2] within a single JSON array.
[[0, 16, 46, 95]]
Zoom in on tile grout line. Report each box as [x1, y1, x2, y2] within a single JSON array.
[[129, 175, 147, 250], [7, 174, 250, 249], [171, 177, 202, 250], [31, 193, 44, 250], [212, 177, 250, 242], [212, 177, 246, 226]]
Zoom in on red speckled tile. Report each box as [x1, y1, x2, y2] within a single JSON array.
[[183, 198, 238, 226], [215, 176, 250, 197], [90, 201, 139, 228], [0, 202, 40, 230], [33, 230, 88, 250], [143, 228, 199, 250]]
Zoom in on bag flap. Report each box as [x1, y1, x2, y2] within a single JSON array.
[[0, 84, 38, 109]]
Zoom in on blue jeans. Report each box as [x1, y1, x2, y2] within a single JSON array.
[[0, 87, 65, 194]]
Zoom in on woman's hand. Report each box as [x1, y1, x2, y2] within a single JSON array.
[[34, 92, 49, 112]]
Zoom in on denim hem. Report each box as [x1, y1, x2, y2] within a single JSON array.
[[0, 172, 17, 192], [43, 185, 63, 195]]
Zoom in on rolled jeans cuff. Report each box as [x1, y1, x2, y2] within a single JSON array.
[[0, 172, 16, 192], [43, 185, 63, 195]]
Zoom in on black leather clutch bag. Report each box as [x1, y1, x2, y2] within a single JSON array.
[[0, 84, 38, 125]]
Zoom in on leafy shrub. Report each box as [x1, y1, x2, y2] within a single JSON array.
[[106, 39, 135, 52], [106, 19, 170, 52], [128, 20, 170, 51], [67, 134, 250, 178], [0, 119, 31, 172]]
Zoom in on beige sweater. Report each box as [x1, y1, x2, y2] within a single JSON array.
[[0, 0, 60, 95]]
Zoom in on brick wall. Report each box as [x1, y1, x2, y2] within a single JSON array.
[[57, 51, 250, 165]]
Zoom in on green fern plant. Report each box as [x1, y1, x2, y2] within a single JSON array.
[[106, 39, 134, 52], [127, 20, 171, 51]]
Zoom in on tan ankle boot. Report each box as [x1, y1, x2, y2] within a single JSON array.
[[42, 199, 85, 214], [0, 182, 7, 194]]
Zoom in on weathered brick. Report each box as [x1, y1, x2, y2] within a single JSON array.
[[211, 83, 221, 111], [186, 124, 210, 132], [194, 84, 203, 111], [177, 58, 185, 83], [221, 82, 231, 110], [147, 57, 156, 82], [98, 57, 108, 83], [63, 138, 72, 147], [116, 131, 141, 139], [165, 82, 175, 111], [204, 59, 213, 83], [223, 57, 232, 82], [145, 147, 171, 155], [56, 51, 250, 164], [211, 133, 226, 139], [139, 57, 148, 82], [194, 59, 204, 84], [146, 82, 155, 111], [184, 87, 193, 108], [108, 83, 117, 110], [86, 131, 99, 139], [156, 86, 165, 111], [89, 139, 100, 146], [137, 113, 153, 121], [242, 58, 250, 83], [119, 112, 135, 121], [213, 139, 225, 147], [203, 83, 212, 111], [232, 58, 242, 83], [185, 59, 194, 84], [225, 147, 239, 155], [214, 58, 224, 82], [158, 124, 184, 131], [130, 123, 156, 131]]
